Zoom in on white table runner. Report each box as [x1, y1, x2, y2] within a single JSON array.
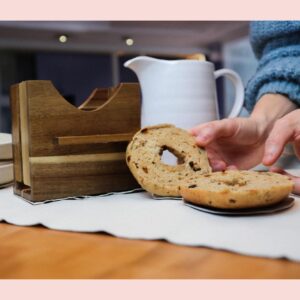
[[1, 175, 300, 262]]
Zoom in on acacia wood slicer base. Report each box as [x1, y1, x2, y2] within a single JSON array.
[[10, 81, 141, 202]]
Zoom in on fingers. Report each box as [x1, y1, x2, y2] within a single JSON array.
[[210, 160, 227, 171], [263, 110, 300, 165], [270, 167, 300, 195], [263, 119, 294, 166], [293, 139, 300, 160], [189, 119, 239, 146], [269, 166, 286, 175], [206, 147, 227, 171]]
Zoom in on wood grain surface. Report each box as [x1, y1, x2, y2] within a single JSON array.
[[0, 223, 299, 279], [10, 81, 141, 201]]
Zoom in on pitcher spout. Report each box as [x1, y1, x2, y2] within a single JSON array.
[[123, 56, 160, 74]]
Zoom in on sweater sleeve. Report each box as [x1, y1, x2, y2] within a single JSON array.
[[245, 21, 300, 112]]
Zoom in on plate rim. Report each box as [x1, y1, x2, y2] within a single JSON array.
[[184, 197, 295, 216]]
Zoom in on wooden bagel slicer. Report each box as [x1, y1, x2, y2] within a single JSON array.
[[10, 81, 141, 202]]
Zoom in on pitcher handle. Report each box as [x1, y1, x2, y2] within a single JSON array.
[[214, 69, 244, 118]]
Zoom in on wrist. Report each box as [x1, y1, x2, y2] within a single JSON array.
[[250, 114, 272, 140], [250, 93, 297, 136]]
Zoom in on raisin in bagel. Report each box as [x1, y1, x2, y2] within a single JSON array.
[[181, 170, 293, 209], [126, 124, 211, 196]]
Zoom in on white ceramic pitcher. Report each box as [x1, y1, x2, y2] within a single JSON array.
[[124, 56, 244, 129]]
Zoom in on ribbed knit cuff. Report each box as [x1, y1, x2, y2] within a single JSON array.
[[245, 51, 300, 112], [256, 80, 300, 106]]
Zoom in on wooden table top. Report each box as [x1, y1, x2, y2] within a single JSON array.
[[0, 222, 299, 279]]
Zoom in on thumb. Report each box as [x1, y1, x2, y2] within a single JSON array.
[[263, 119, 293, 166]]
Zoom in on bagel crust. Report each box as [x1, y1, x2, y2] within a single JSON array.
[[181, 170, 293, 209], [126, 124, 212, 196]]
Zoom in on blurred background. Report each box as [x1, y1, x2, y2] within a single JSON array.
[[0, 21, 258, 133]]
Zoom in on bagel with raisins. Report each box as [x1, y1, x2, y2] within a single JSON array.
[[126, 124, 212, 196], [181, 170, 293, 209]]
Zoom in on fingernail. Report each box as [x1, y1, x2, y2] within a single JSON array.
[[196, 135, 210, 145], [227, 165, 238, 170], [263, 145, 278, 163], [211, 160, 226, 171], [197, 128, 212, 141], [263, 153, 275, 165], [202, 127, 213, 135]]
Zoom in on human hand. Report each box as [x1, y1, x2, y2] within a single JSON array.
[[189, 117, 268, 171], [189, 94, 297, 171], [262, 109, 300, 166], [270, 167, 300, 195]]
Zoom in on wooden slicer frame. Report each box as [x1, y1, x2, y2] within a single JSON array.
[[10, 80, 141, 202]]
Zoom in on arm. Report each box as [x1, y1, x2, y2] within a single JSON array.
[[244, 21, 300, 166], [191, 22, 300, 171], [245, 21, 300, 112]]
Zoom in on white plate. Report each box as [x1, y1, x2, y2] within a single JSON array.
[[0, 133, 12, 160], [0, 162, 13, 185], [184, 197, 295, 216]]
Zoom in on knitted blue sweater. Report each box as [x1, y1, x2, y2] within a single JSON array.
[[245, 21, 300, 112]]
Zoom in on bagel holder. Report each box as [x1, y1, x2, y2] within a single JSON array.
[[10, 80, 141, 202]]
